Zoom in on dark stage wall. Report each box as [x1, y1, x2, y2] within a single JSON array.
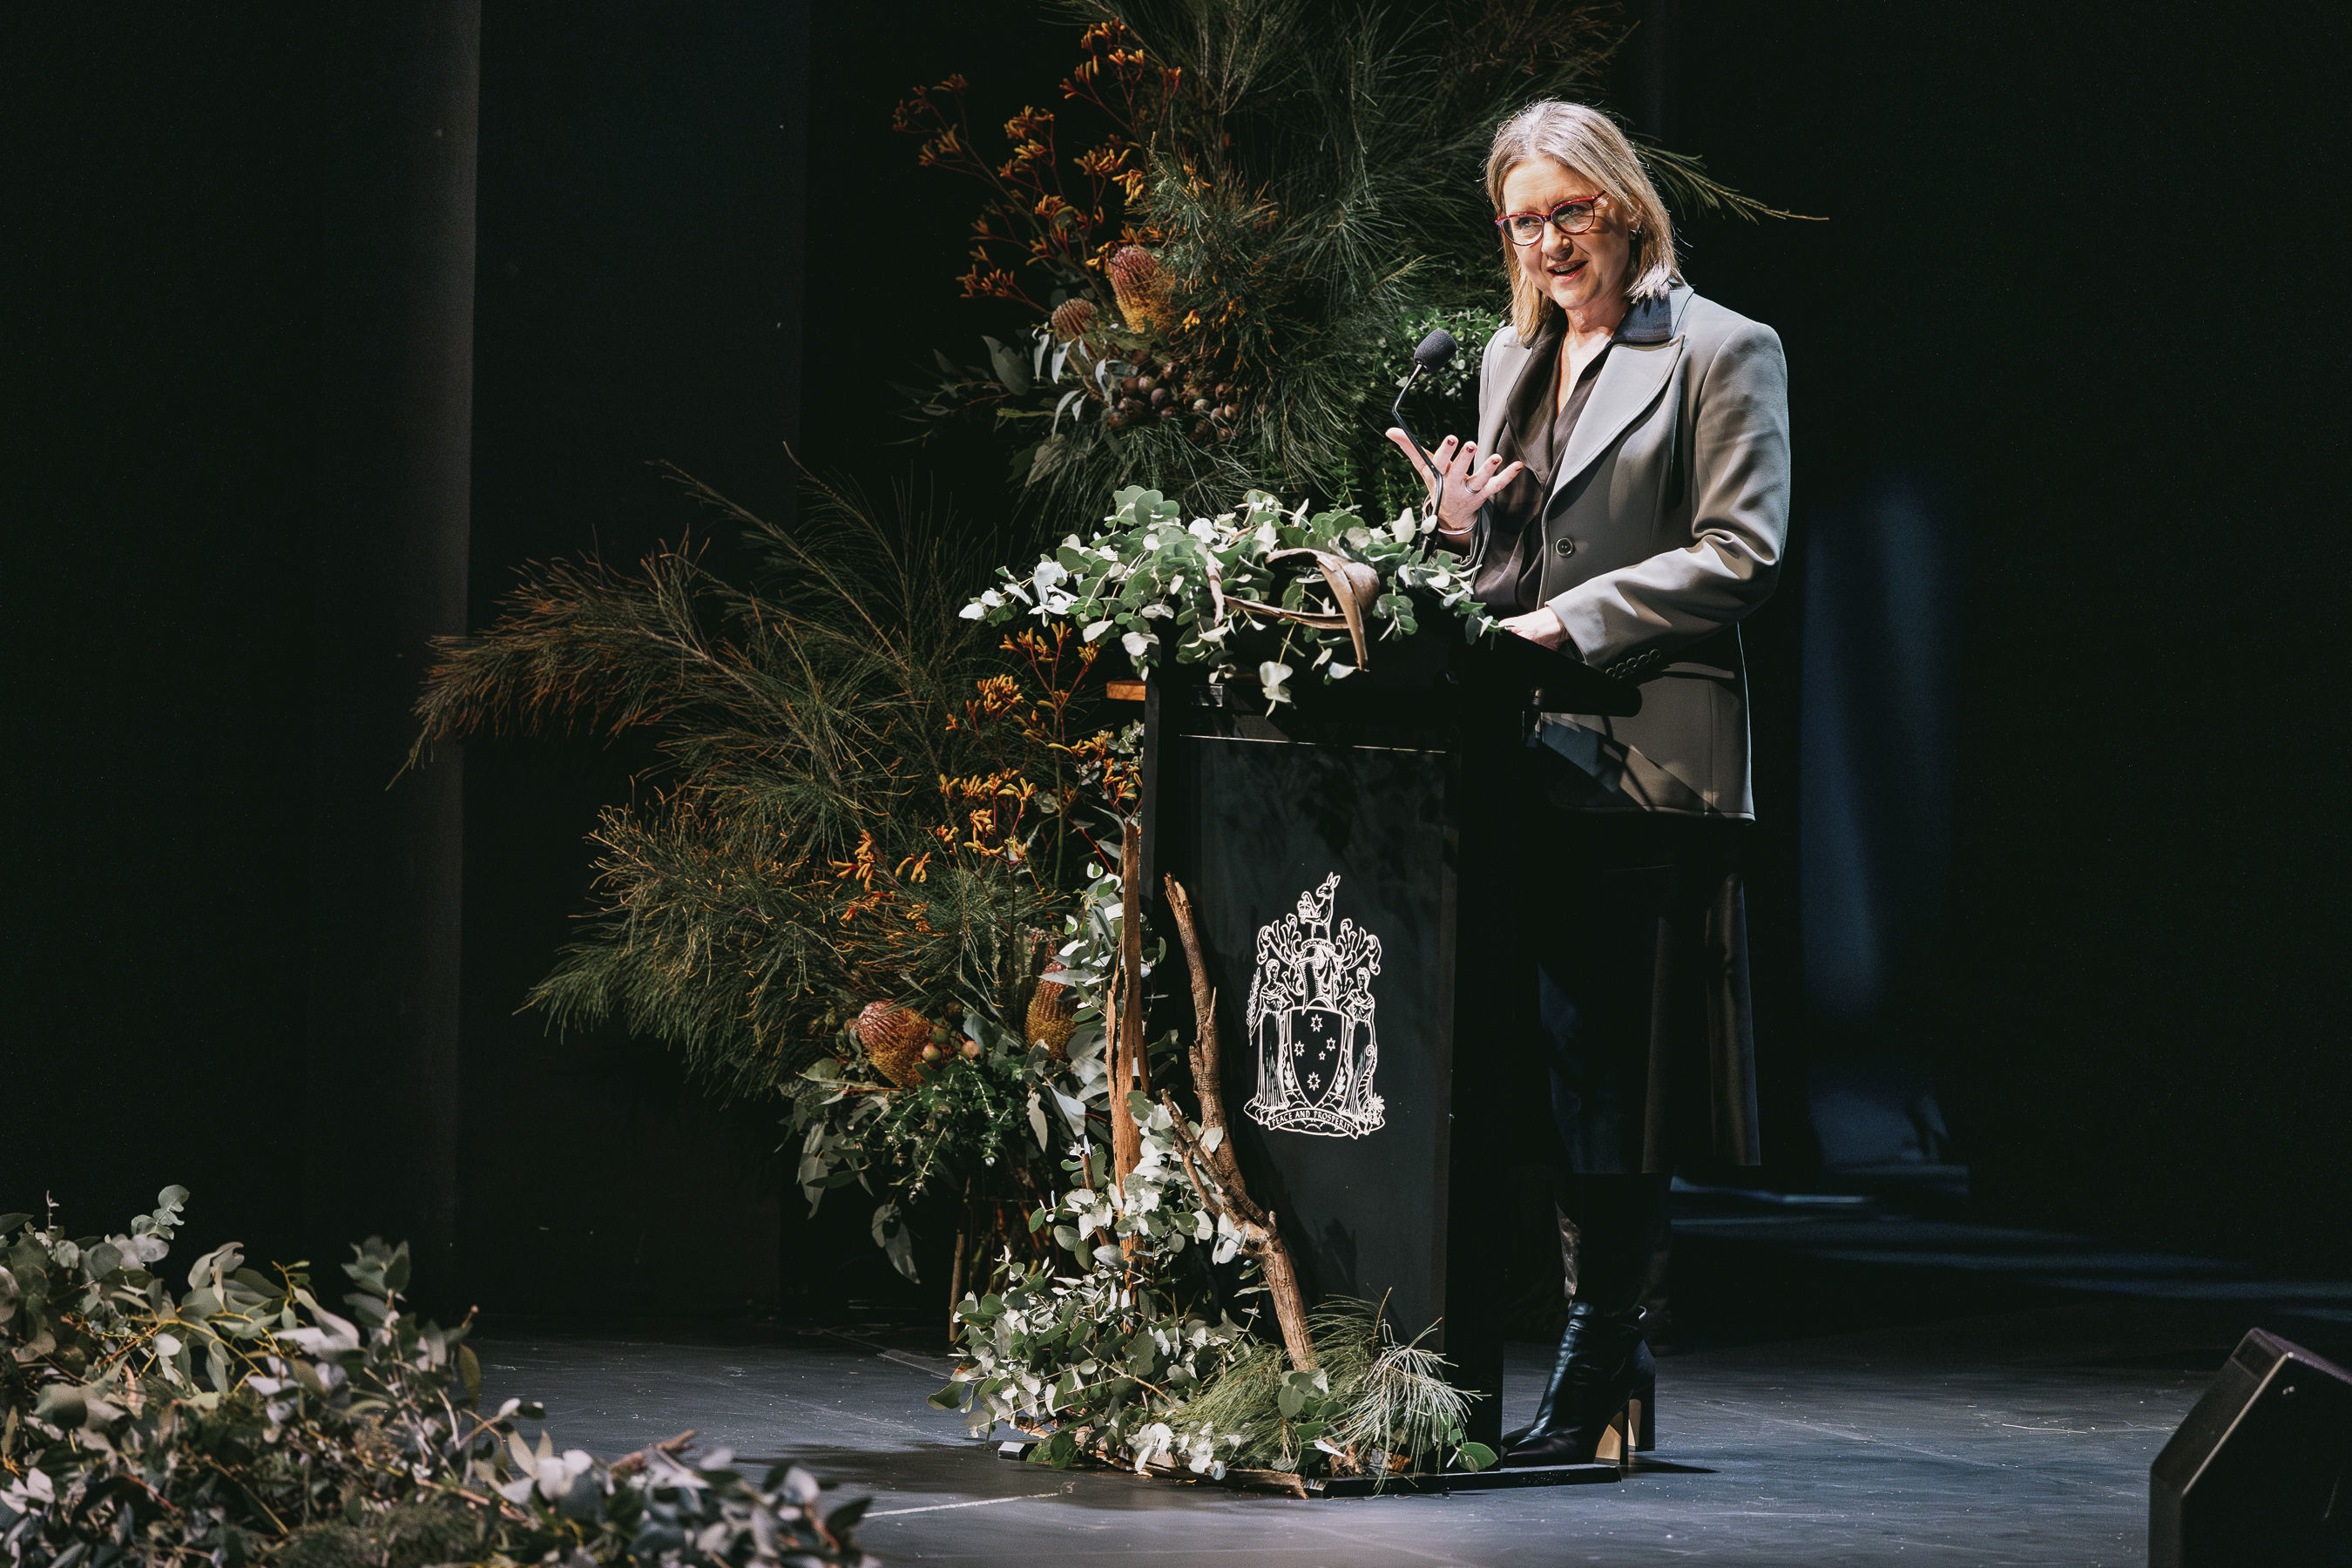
[[1656, 1, 2350, 1268], [2, 1, 818, 1315], [456, 0, 809, 1317], [6, 8, 329, 1261], [4, 0, 2346, 1309]]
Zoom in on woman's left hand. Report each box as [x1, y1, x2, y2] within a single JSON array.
[[1500, 607, 1571, 651]]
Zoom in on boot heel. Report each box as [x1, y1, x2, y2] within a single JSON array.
[[1632, 1382, 1657, 1450], [1593, 1405, 1632, 1466]]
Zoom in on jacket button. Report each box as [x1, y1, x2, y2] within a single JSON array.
[[1554, 537, 1576, 557]]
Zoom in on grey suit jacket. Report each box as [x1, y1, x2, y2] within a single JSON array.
[[1461, 285, 1789, 819]]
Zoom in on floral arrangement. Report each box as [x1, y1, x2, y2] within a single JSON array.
[[0, 1192, 877, 1567], [922, 977, 1496, 1485], [415, 470, 1180, 1321], [794, 797, 1498, 1484], [413, 474, 1135, 1092], [963, 485, 1498, 708], [894, 3, 1788, 525], [788, 850, 1170, 1292]]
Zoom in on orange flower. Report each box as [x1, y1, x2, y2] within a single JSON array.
[[829, 829, 882, 888], [1004, 105, 1054, 141]]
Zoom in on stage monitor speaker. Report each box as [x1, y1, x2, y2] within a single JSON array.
[[2150, 1328, 2352, 1566]]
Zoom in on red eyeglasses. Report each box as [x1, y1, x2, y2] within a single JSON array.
[[1494, 197, 1608, 246]]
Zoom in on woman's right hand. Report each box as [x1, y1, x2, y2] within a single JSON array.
[[1384, 428, 1524, 537]]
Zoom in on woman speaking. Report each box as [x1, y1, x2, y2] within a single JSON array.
[[1388, 100, 1790, 1467]]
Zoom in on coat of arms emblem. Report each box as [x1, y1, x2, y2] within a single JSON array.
[[1243, 873, 1385, 1139]]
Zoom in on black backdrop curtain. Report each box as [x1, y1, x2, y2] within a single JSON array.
[[4, 0, 2345, 1300]]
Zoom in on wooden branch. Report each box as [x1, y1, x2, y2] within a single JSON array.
[[947, 1175, 971, 1346], [1163, 876, 1229, 1158], [1161, 1092, 1314, 1370], [608, 1430, 699, 1477], [1107, 821, 1146, 1185], [1159, 874, 1318, 1371], [1249, 1226, 1318, 1375], [1122, 821, 1147, 1098]]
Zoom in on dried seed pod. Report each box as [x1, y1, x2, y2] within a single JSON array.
[[1026, 962, 1077, 1058], [1049, 298, 1098, 341], [855, 1000, 934, 1089]]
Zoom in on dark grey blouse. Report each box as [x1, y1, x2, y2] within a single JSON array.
[[1468, 318, 1613, 617]]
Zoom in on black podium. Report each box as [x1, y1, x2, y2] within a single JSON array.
[[1139, 625, 1639, 1450]]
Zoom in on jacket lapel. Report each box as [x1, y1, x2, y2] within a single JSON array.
[[1544, 287, 1690, 503], [1476, 334, 1534, 460], [1546, 333, 1683, 503]]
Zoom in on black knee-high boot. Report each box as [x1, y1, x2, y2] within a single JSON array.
[[1504, 1173, 1666, 1464]]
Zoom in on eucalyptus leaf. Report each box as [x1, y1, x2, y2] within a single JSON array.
[[983, 335, 1032, 395]]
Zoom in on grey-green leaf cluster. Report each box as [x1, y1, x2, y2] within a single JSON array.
[[0, 1192, 882, 1568], [926, 1063, 1494, 1484], [965, 486, 1498, 706]]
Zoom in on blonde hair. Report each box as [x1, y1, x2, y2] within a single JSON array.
[[1486, 100, 1680, 341]]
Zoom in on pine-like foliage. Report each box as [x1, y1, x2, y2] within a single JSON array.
[[901, 0, 1794, 523], [412, 472, 1132, 1098], [1172, 1296, 1481, 1478]]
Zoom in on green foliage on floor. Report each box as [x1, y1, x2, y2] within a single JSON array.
[[1175, 1300, 1490, 1481], [0, 1192, 879, 1567], [931, 1098, 1492, 1484]]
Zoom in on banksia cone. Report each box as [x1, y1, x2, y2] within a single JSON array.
[[855, 1000, 935, 1089], [1107, 246, 1168, 333], [1049, 298, 1098, 341], [1026, 961, 1077, 1058]]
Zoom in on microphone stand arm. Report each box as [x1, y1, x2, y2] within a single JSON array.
[[1389, 365, 1447, 553]]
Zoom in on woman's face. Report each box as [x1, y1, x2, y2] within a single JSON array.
[[1500, 159, 1632, 324]]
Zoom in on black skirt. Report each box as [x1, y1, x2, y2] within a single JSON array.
[[1514, 800, 1762, 1176]]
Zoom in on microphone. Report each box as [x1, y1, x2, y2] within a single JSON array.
[[1390, 329, 1459, 545]]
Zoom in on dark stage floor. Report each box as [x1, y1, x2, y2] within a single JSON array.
[[476, 1193, 2352, 1566]]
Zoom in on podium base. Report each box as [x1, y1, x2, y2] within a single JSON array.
[[994, 1441, 1621, 1497]]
